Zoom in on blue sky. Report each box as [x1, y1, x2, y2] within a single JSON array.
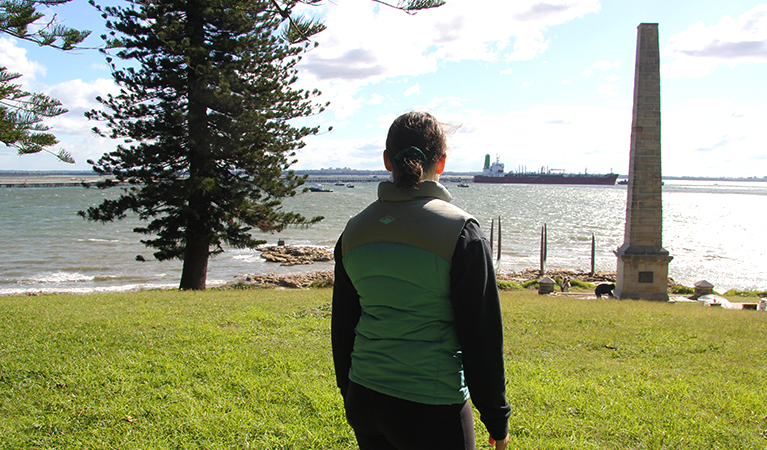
[[1, 0, 765, 177]]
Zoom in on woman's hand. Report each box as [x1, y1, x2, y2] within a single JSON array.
[[489, 435, 510, 450]]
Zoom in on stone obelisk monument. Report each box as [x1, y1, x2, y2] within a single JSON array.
[[614, 23, 673, 301]]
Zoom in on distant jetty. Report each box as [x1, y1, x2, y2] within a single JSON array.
[[0, 174, 116, 188]]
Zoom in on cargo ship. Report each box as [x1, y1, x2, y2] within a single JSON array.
[[473, 154, 618, 185]]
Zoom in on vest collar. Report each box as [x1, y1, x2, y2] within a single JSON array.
[[377, 180, 453, 202]]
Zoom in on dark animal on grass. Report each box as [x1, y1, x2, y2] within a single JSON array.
[[595, 283, 615, 298]]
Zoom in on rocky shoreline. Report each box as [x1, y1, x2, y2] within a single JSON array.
[[496, 268, 618, 285], [225, 245, 623, 289], [258, 245, 333, 266], [220, 245, 692, 290], [228, 269, 618, 290]]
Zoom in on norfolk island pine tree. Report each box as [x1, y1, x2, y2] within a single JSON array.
[[80, 0, 327, 290], [79, 0, 446, 290], [0, 0, 90, 163]]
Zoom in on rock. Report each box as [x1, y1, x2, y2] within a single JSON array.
[[259, 245, 333, 266], [497, 269, 618, 285], [231, 271, 334, 289], [496, 269, 676, 288], [228, 267, 681, 291]]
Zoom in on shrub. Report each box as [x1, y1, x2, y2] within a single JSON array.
[[671, 284, 695, 295], [310, 279, 334, 289], [498, 280, 523, 290], [722, 289, 767, 298], [569, 279, 595, 290]]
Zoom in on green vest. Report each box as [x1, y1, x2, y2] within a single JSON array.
[[341, 181, 475, 405]]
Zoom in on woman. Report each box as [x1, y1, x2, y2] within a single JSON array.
[[332, 111, 511, 450]]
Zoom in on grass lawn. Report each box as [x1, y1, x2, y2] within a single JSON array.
[[1, 288, 766, 449]]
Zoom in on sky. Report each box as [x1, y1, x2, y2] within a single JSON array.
[[1, 0, 765, 177]]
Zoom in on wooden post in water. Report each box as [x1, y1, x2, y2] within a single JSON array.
[[539, 223, 547, 277], [490, 219, 494, 253], [490, 217, 502, 272], [496, 216, 502, 271]]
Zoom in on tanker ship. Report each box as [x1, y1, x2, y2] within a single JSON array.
[[473, 154, 618, 185]]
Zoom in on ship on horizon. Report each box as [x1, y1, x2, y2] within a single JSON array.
[[473, 154, 618, 185]]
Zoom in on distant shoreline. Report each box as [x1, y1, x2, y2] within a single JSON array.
[[1, 170, 766, 184], [0, 174, 116, 188]]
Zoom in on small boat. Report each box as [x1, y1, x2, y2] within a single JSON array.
[[346, 184, 355, 188], [308, 185, 333, 192], [334, 181, 345, 186], [457, 182, 470, 188]]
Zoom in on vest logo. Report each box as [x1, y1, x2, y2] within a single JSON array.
[[379, 215, 396, 225]]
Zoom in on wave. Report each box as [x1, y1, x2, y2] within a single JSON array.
[[76, 238, 121, 243], [25, 271, 94, 284], [0, 282, 179, 297], [231, 254, 261, 262]]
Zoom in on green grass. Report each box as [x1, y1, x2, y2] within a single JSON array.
[[721, 289, 767, 299], [1, 289, 766, 449]]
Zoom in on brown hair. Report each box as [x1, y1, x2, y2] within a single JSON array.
[[385, 111, 447, 189]]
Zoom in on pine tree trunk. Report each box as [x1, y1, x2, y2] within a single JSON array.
[[179, 237, 209, 290], [178, 0, 210, 291]]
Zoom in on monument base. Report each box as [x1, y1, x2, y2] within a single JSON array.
[[614, 245, 673, 301]]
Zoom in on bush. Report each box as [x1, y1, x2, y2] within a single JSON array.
[[671, 284, 695, 295], [498, 280, 523, 290], [310, 279, 334, 289], [722, 289, 767, 298], [569, 279, 595, 290]]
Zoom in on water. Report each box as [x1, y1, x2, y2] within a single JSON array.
[[1, 179, 766, 295]]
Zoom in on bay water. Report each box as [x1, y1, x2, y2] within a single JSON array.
[[1, 179, 766, 295]]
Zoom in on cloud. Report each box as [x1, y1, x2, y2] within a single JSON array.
[[296, 136, 384, 170], [582, 59, 620, 76], [663, 4, 767, 78], [295, 103, 632, 176], [299, 48, 387, 81], [444, 104, 630, 174], [32, 78, 120, 168], [368, 93, 385, 104], [596, 84, 620, 97], [513, 2, 577, 21], [295, 92, 767, 178], [403, 83, 420, 97], [295, 0, 602, 119], [0, 37, 46, 88], [663, 98, 767, 176], [694, 138, 735, 152], [46, 78, 119, 117]]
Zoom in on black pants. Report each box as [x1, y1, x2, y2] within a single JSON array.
[[344, 381, 476, 450]]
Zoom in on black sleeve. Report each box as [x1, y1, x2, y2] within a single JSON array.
[[331, 234, 361, 398], [450, 221, 511, 441]]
